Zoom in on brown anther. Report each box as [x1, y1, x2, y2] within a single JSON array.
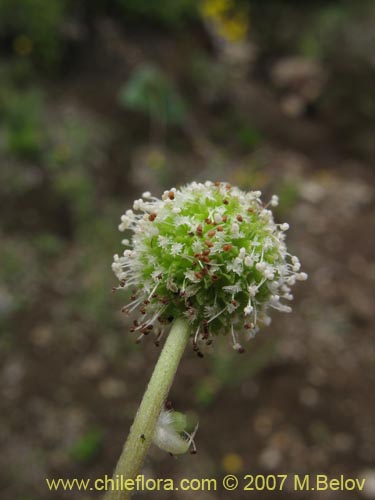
[[247, 207, 254, 213], [212, 275, 219, 281], [148, 213, 157, 221], [188, 231, 194, 236], [223, 244, 233, 252], [194, 253, 201, 258], [206, 339, 213, 345], [152, 294, 158, 298], [205, 218, 212, 224], [238, 347, 246, 354], [222, 215, 228, 222], [120, 279, 126, 287], [202, 249, 210, 256], [194, 271, 203, 280], [236, 214, 243, 222], [223, 199, 229, 205], [143, 299, 150, 305], [205, 240, 214, 248], [214, 181, 221, 187], [244, 322, 254, 330], [146, 325, 153, 331], [217, 226, 223, 232], [207, 230, 216, 238], [130, 294, 137, 300], [161, 298, 169, 305], [201, 256, 210, 264], [201, 267, 208, 276], [196, 224, 203, 236], [156, 273, 163, 280], [111, 287, 117, 293], [226, 183, 232, 190], [231, 300, 238, 306], [130, 326, 135, 332], [168, 191, 175, 200], [140, 307, 146, 314], [192, 260, 198, 267]]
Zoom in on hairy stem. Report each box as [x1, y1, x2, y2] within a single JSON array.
[[104, 318, 190, 500]]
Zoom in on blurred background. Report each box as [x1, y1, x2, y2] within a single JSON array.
[[0, 1, 374, 499]]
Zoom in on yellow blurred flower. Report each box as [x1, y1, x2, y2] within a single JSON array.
[[201, 0, 231, 18], [217, 14, 248, 42], [222, 452, 244, 473], [200, 0, 249, 43]]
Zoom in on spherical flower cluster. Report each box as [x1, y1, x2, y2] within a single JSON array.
[[112, 181, 307, 353]]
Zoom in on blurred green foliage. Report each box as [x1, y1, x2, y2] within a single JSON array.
[[69, 427, 104, 463], [45, 116, 98, 227], [0, 0, 199, 72], [114, 0, 199, 26], [299, 1, 374, 157], [119, 65, 187, 126], [0, 0, 66, 70], [299, 6, 346, 60], [0, 87, 45, 159], [298, 2, 369, 60], [0, 72, 124, 333], [237, 124, 263, 150]]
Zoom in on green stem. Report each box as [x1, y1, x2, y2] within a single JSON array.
[[104, 318, 191, 500]]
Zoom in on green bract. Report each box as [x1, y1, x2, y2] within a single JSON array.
[[112, 181, 307, 352]]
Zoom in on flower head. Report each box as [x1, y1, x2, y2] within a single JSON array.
[[112, 182, 307, 352]]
